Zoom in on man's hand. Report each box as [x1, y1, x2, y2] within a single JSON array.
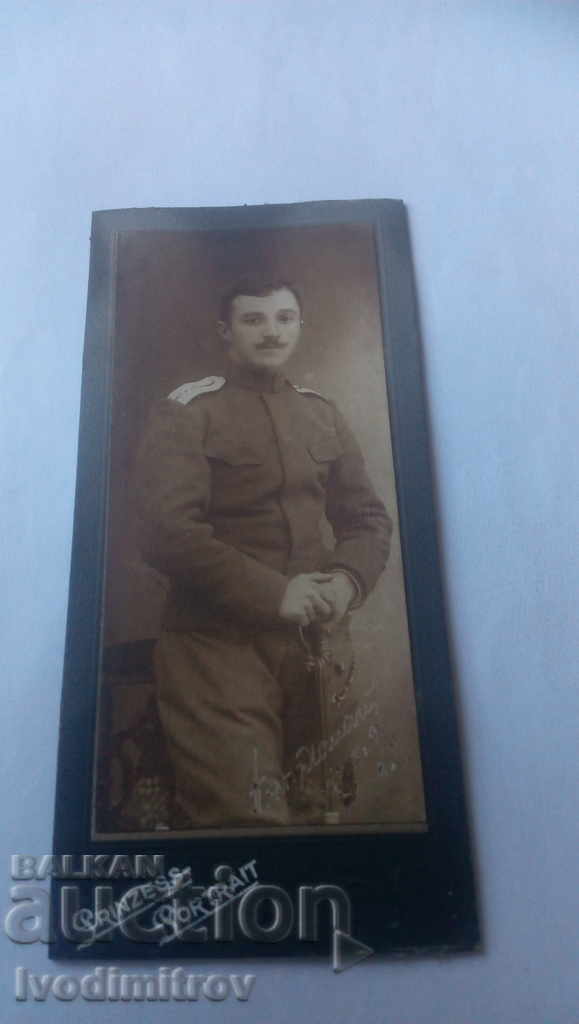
[[278, 573, 335, 626], [318, 572, 357, 630]]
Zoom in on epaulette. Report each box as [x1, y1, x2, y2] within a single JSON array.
[[168, 376, 226, 404], [291, 383, 328, 401]]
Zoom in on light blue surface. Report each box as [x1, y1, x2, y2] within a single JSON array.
[[1, 1, 578, 1020]]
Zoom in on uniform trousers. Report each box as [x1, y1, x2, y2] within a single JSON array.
[[154, 620, 356, 828]]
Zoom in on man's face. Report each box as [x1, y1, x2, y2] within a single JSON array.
[[219, 288, 302, 372]]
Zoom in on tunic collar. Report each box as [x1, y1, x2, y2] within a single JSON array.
[[226, 362, 287, 394]]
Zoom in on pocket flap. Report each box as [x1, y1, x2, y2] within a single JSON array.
[[204, 436, 263, 466], [308, 434, 342, 463]]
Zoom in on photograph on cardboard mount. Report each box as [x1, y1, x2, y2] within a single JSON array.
[[93, 222, 426, 839]]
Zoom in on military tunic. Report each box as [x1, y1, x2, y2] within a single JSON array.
[[135, 363, 392, 827]]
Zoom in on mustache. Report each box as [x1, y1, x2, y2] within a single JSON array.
[[255, 339, 286, 350]]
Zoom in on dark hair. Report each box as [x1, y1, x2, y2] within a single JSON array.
[[219, 279, 302, 324]]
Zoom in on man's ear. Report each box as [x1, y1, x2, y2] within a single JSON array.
[[217, 320, 231, 343]]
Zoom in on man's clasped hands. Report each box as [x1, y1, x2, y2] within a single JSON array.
[[278, 571, 357, 629]]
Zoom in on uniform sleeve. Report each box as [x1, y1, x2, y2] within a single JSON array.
[[134, 398, 288, 627], [326, 404, 393, 600]]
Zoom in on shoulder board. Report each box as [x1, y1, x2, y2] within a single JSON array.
[[168, 376, 226, 404], [291, 383, 328, 401]]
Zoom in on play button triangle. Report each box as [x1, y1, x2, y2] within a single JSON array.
[[332, 929, 374, 972]]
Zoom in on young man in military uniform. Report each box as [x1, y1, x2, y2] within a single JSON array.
[[135, 280, 392, 828]]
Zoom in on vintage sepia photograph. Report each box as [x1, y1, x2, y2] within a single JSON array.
[[53, 200, 477, 958], [94, 220, 425, 838]]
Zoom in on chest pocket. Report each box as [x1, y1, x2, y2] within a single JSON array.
[[308, 433, 342, 464], [204, 434, 263, 466]]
